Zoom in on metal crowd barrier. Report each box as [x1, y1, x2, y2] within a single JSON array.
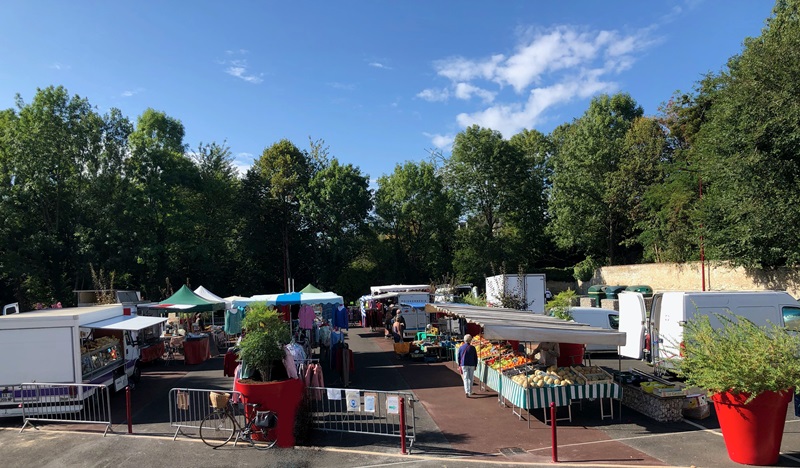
[[306, 387, 417, 451], [19, 382, 112, 436], [168, 388, 245, 440]]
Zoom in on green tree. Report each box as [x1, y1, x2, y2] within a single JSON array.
[[252, 139, 312, 290], [547, 93, 643, 264], [695, 0, 800, 267], [302, 158, 372, 290], [0, 86, 107, 307], [374, 160, 457, 282], [445, 125, 533, 283], [126, 108, 197, 297]]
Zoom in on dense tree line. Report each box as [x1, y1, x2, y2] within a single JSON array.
[[1, 0, 798, 309]]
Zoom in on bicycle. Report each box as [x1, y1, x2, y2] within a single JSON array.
[[199, 392, 278, 450]]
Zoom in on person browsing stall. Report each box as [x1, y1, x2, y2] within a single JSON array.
[[392, 310, 405, 343], [457, 334, 479, 397]]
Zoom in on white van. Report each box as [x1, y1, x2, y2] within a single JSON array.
[[619, 291, 800, 369], [569, 307, 619, 352], [397, 303, 430, 339]]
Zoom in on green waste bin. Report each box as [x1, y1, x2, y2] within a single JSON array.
[[604, 285, 628, 300], [625, 285, 653, 298], [587, 285, 606, 308]]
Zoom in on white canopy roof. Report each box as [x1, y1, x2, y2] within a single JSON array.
[[370, 284, 430, 295], [84, 315, 168, 331], [194, 286, 232, 309], [233, 291, 344, 308], [426, 303, 626, 346]]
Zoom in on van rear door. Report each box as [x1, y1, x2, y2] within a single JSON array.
[[619, 292, 646, 359]]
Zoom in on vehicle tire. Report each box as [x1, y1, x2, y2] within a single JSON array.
[[249, 412, 278, 450], [199, 411, 236, 448]]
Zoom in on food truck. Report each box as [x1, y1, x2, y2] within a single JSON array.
[[0, 303, 166, 417]]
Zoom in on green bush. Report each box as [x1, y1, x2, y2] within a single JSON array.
[[674, 312, 800, 402], [573, 257, 599, 282], [546, 289, 577, 320], [238, 303, 292, 382]]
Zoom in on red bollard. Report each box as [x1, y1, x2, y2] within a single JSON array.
[[399, 397, 407, 454], [126, 386, 133, 434], [550, 402, 558, 462]]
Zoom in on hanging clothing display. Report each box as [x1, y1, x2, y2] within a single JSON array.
[[304, 362, 325, 399], [298, 304, 315, 330], [333, 304, 349, 330], [282, 347, 299, 379], [224, 309, 243, 335]]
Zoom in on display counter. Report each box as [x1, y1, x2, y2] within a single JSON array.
[[183, 335, 210, 365]]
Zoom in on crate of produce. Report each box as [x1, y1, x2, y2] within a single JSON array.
[[654, 386, 687, 398], [570, 365, 613, 384]]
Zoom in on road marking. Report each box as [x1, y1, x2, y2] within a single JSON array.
[[21, 428, 689, 467]]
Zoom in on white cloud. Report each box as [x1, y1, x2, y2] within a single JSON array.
[[49, 62, 70, 70], [221, 51, 263, 84], [421, 24, 654, 137], [327, 82, 356, 90], [453, 83, 495, 103], [369, 62, 392, 70], [233, 152, 255, 176], [423, 132, 455, 151], [121, 87, 144, 97], [417, 88, 450, 102], [456, 72, 616, 138]]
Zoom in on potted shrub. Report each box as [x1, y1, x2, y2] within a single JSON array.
[[675, 312, 800, 465], [234, 303, 304, 448]]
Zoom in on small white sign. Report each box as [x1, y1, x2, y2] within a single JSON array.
[[114, 374, 128, 392], [327, 388, 342, 400], [345, 391, 360, 412], [386, 395, 399, 415], [363, 393, 376, 413]]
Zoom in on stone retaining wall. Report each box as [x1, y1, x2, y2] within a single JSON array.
[[621, 385, 684, 422]]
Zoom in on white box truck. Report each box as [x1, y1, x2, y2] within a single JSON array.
[[619, 291, 800, 370], [485, 274, 547, 314], [370, 285, 431, 339], [0, 304, 167, 417]]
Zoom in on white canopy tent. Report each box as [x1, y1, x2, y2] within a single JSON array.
[[194, 286, 232, 309], [425, 303, 626, 346]]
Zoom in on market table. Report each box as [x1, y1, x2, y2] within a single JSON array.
[[139, 341, 164, 363], [183, 335, 210, 365]]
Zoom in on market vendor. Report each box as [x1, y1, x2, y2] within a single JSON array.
[[531, 342, 560, 367]]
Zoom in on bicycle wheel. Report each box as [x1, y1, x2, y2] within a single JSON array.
[[199, 411, 236, 448], [248, 413, 278, 450]]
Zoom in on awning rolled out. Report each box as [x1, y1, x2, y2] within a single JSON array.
[[426, 303, 626, 346], [85, 315, 168, 331]]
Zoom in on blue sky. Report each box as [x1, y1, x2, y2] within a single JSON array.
[[0, 1, 775, 182]]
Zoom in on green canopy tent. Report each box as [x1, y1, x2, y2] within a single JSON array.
[[299, 284, 324, 294], [138, 285, 226, 315]]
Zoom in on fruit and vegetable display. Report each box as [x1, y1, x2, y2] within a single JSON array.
[[570, 365, 613, 383], [509, 366, 586, 388]]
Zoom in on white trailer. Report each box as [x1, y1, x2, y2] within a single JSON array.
[[485, 274, 547, 314], [619, 291, 800, 369], [0, 304, 166, 417]]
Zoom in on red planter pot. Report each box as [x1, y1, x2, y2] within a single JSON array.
[[712, 389, 792, 465], [234, 377, 305, 448]]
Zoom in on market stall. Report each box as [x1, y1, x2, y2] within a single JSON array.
[[428, 303, 627, 424], [138, 285, 226, 364]]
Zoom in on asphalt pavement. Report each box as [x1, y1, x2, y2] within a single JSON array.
[[3, 324, 800, 467]]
